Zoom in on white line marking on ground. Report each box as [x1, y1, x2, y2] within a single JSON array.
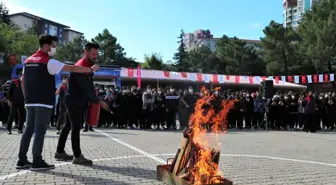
[[157, 153, 336, 167], [1, 130, 336, 181], [95, 129, 166, 163], [221, 154, 336, 167], [1, 153, 336, 181], [97, 130, 336, 168]]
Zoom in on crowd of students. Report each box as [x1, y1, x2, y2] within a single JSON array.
[[1, 78, 336, 134], [56, 83, 336, 133]]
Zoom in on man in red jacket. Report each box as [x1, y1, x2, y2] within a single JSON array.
[[55, 43, 109, 165]]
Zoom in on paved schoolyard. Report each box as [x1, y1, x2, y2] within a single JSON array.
[[0, 127, 335, 185]]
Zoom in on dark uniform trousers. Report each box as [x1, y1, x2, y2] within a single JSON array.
[[57, 106, 85, 158], [7, 103, 25, 131], [166, 110, 176, 129], [56, 105, 66, 131]]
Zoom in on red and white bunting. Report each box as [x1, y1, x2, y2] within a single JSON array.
[[121, 68, 336, 85]]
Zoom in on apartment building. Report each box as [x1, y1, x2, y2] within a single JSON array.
[[283, 0, 320, 28], [183, 29, 216, 52], [9, 12, 83, 43], [63, 28, 84, 43], [183, 29, 261, 52]]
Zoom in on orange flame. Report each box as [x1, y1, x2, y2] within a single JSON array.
[[187, 87, 235, 184]]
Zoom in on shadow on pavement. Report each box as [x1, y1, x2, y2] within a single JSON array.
[[38, 170, 133, 185], [89, 163, 158, 180]]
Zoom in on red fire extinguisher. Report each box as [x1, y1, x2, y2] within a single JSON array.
[[87, 102, 100, 127]]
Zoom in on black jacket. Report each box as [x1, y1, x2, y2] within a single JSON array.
[[165, 92, 179, 112], [64, 58, 99, 108], [8, 79, 24, 105], [64, 72, 99, 108]]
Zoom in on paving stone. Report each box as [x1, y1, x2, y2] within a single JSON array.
[[0, 128, 335, 184]]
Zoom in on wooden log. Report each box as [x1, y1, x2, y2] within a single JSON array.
[[177, 144, 195, 176], [178, 172, 188, 179], [169, 149, 181, 172], [172, 137, 189, 174], [177, 142, 193, 174], [211, 150, 220, 165], [185, 144, 197, 170]]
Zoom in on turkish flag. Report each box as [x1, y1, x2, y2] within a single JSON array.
[[324, 74, 329, 82], [163, 71, 170, 78], [235, 76, 240, 83], [301, 75, 307, 83], [213, 74, 218, 83], [181, 72, 187, 78], [197, 73, 202, 81], [248, 76, 253, 84], [225, 75, 230, 80], [261, 76, 266, 81], [313, 75, 318, 83], [127, 68, 134, 77], [275, 76, 280, 84], [287, 76, 293, 82]]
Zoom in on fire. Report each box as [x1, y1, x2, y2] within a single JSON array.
[[186, 87, 235, 184]]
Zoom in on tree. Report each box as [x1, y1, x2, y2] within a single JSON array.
[[54, 36, 87, 62], [0, 22, 13, 52], [9, 32, 39, 56], [0, 2, 11, 25], [173, 29, 189, 71], [0, 22, 39, 56], [187, 46, 212, 73], [261, 21, 300, 75], [0, 22, 39, 77], [241, 44, 266, 75], [91, 29, 126, 64], [114, 43, 126, 62], [142, 53, 164, 70], [297, 0, 336, 74]]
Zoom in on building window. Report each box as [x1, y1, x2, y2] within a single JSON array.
[[49, 25, 57, 36], [45, 24, 48, 28]]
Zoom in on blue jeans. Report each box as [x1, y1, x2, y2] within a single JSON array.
[[18, 106, 52, 163]]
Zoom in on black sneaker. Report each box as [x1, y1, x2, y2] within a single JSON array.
[[82, 129, 88, 132], [56, 131, 60, 135], [89, 127, 94, 132], [30, 160, 55, 171], [16, 160, 32, 169], [54, 152, 73, 161], [72, 155, 93, 166], [18, 130, 23, 134], [7, 130, 12, 135]]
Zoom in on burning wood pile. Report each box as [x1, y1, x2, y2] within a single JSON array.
[[157, 87, 235, 185]]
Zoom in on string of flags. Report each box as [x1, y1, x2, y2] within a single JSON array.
[[124, 68, 335, 84]]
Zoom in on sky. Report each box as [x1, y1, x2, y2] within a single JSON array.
[[2, 0, 283, 62]]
